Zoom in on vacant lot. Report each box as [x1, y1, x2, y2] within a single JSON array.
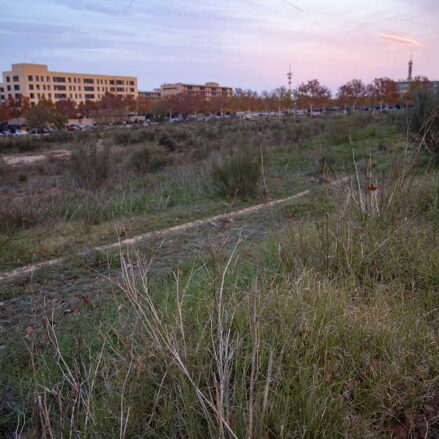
[[0, 115, 400, 272], [3, 113, 439, 438]]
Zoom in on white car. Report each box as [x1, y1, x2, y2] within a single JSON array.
[[15, 129, 28, 136]]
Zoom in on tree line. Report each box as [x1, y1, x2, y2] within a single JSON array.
[[0, 76, 435, 126]]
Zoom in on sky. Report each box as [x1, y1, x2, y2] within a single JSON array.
[[0, 0, 438, 92]]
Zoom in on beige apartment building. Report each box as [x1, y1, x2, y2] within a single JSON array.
[[138, 89, 162, 100], [0, 63, 138, 106], [160, 82, 232, 98]]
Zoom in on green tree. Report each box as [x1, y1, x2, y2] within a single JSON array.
[[24, 105, 53, 129]]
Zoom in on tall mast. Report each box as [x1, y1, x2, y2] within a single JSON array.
[[287, 64, 293, 92]]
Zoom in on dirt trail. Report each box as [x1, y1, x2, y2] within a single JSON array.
[[0, 178, 351, 343], [1, 149, 70, 166], [0, 189, 311, 282]]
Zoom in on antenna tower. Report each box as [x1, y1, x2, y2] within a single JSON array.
[[408, 53, 413, 81], [287, 64, 293, 92]]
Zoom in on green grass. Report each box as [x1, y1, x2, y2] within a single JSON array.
[[4, 112, 438, 437], [2, 146, 439, 437]]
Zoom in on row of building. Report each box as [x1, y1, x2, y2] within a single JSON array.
[[1, 61, 438, 108], [0, 63, 233, 107]]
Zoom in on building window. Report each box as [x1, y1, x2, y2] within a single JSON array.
[[43, 85, 46, 90], [130, 88, 134, 92], [36, 84, 40, 90], [54, 85, 66, 91], [84, 86, 94, 91], [36, 76, 40, 81], [13, 75, 19, 81], [29, 84, 34, 90], [14, 84, 20, 91], [48, 93, 52, 98], [116, 87, 124, 92], [109, 80, 115, 85], [84, 94, 95, 99], [68, 77, 72, 83], [6, 76, 10, 82], [47, 76, 50, 82], [7, 85, 11, 91], [30, 93, 35, 99], [28, 75, 33, 81], [47, 85, 51, 91], [84, 78, 94, 84], [53, 77, 66, 83], [54, 93, 67, 99]]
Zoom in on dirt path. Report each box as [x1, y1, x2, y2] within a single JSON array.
[[1, 149, 70, 166], [0, 178, 350, 344], [0, 189, 311, 282]]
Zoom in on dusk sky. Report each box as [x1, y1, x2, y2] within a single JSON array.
[[0, 0, 438, 92]]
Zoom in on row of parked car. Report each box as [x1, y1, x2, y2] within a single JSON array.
[[0, 126, 56, 137], [0, 105, 406, 137]]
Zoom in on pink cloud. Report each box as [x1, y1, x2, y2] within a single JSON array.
[[378, 32, 423, 46]]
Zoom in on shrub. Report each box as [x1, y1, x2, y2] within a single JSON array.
[[410, 90, 439, 162], [0, 136, 42, 152], [45, 130, 74, 144], [210, 149, 261, 200], [0, 203, 36, 233], [69, 143, 111, 189], [130, 146, 168, 173], [113, 129, 132, 145], [158, 133, 177, 151]]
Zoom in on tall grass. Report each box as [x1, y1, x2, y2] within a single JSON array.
[[69, 143, 111, 190], [210, 149, 262, 200]]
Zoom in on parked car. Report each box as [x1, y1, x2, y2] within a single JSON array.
[[14, 129, 28, 136]]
